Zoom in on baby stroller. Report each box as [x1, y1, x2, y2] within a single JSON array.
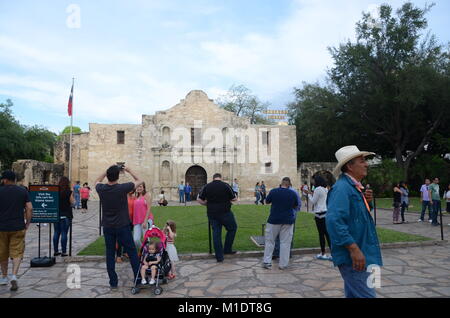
[[131, 226, 172, 296]]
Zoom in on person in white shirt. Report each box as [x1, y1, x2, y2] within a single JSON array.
[[444, 184, 450, 225], [308, 175, 332, 261]]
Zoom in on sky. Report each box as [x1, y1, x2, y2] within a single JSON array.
[[0, 0, 449, 133]]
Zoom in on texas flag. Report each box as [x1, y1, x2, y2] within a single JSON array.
[[67, 83, 73, 117]]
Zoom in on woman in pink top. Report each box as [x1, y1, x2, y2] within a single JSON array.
[[80, 183, 91, 214], [132, 183, 153, 247]]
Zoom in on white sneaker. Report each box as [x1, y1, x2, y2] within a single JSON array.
[[429, 220, 432, 223], [141, 279, 147, 285], [0, 276, 8, 285], [149, 279, 155, 285], [417, 219, 423, 222]]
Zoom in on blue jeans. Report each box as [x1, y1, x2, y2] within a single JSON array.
[[179, 191, 185, 203], [104, 225, 141, 287], [185, 193, 191, 202], [74, 193, 81, 209], [338, 264, 376, 298], [431, 200, 441, 225], [53, 218, 71, 254], [255, 192, 261, 205], [208, 212, 238, 261], [420, 201, 432, 221]]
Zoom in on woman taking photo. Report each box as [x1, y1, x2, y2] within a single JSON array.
[[393, 182, 402, 224], [54, 177, 74, 257], [132, 183, 154, 247], [308, 175, 332, 261]]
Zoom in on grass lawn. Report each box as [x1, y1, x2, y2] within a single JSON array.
[[78, 204, 431, 256], [375, 197, 449, 213]]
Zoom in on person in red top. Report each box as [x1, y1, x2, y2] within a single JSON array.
[[80, 183, 91, 214]]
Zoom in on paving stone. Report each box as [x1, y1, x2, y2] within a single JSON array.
[[184, 280, 211, 288], [380, 285, 427, 293], [321, 290, 344, 297], [256, 273, 299, 285], [7, 204, 450, 299], [386, 292, 422, 298], [388, 275, 435, 285], [430, 287, 450, 296]]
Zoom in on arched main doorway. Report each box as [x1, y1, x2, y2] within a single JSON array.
[[185, 165, 207, 200]]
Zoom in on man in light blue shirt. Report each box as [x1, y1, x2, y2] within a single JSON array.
[[178, 181, 185, 203]]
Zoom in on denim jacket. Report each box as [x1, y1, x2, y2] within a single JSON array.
[[326, 174, 383, 268]]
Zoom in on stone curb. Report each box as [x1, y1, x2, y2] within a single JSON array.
[[63, 240, 447, 263]]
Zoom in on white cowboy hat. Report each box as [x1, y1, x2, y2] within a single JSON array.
[[332, 145, 375, 176]]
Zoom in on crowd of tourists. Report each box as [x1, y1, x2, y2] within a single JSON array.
[[0, 144, 448, 298]]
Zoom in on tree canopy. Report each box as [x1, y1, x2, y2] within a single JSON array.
[[288, 2, 450, 179], [217, 84, 273, 124], [0, 99, 56, 169]]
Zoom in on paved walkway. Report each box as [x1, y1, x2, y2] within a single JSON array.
[[1, 201, 449, 298]]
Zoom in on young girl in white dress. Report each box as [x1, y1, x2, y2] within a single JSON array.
[[164, 220, 179, 279]]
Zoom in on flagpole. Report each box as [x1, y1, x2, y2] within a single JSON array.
[[69, 77, 74, 180]]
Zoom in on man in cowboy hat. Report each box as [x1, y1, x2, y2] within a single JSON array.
[[326, 146, 382, 298]]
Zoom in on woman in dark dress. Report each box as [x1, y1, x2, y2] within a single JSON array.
[[53, 177, 74, 257], [393, 182, 402, 224]]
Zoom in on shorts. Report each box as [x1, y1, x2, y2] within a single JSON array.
[[0, 230, 26, 262], [81, 199, 88, 209]]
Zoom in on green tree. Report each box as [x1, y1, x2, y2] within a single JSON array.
[[289, 2, 450, 178], [0, 99, 26, 168], [217, 84, 273, 124], [0, 99, 56, 168], [60, 126, 82, 135]]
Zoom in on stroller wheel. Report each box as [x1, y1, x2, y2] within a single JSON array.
[[131, 287, 140, 295], [154, 287, 163, 295]]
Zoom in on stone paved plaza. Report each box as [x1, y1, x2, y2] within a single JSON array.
[[1, 201, 449, 298]]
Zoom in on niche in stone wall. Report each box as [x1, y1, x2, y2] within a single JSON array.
[[162, 127, 171, 147], [160, 160, 171, 186], [222, 161, 231, 182]]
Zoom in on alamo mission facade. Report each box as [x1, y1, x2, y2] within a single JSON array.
[[53, 90, 298, 201]]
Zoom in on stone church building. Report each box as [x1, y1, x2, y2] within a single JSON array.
[[54, 90, 299, 201]]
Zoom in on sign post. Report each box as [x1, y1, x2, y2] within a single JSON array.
[[29, 185, 59, 267]]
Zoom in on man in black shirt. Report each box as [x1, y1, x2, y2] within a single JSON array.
[[95, 165, 143, 289], [198, 173, 238, 262], [0, 170, 33, 292]]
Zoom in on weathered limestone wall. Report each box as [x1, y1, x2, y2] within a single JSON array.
[[53, 90, 301, 201], [12, 160, 65, 187], [298, 162, 336, 187], [54, 133, 90, 183]]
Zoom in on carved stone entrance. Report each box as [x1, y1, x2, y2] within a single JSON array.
[[185, 165, 207, 200]]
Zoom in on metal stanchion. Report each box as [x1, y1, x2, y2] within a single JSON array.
[[208, 220, 212, 254], [38, 223, 41, 258], [373, 196, 377, 226], [48, 223, 52, 258], [99, 200, 102, 236], [69, 221, 73, 256], [439, 201, 444, 241]]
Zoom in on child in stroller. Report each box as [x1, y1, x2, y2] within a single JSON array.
[[132, 226, 172, 295], [140, 241, 160, 285]]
